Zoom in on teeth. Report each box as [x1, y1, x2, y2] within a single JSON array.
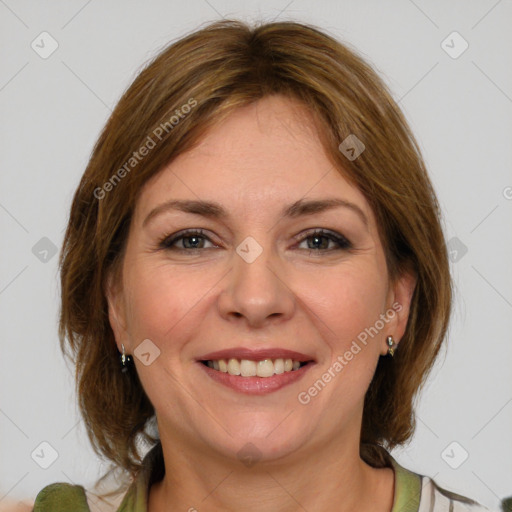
[[257, 359, 274, 377], [240, 359, 257, 377], [204, 357, 307, 377], [227, 358, 240, 375], [274, 358, 284, 374]]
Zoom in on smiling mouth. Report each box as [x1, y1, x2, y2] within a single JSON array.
[[200, 358, 310, 378]]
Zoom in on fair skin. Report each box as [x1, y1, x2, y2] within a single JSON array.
[[107, 95, 416, 512]]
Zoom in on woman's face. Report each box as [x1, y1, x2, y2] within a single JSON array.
[[107, 95, 415, 464]]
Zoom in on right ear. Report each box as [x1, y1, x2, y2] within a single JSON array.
[[105, 270, 129, 352]]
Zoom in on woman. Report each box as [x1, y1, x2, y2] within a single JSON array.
[[32, 19, 499, 512]]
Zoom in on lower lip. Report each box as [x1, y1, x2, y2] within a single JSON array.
[[198, 362, 315, 395]]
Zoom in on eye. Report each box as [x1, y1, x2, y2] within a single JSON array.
[[158, 229, 217, 251], [296, 229, 352, 252], [157, 228, 352, 254]]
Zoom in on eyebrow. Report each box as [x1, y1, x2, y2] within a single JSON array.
[[142, 197, 368, 228]]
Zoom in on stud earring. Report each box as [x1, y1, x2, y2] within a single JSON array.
[[120, 343, 133, 373], [386, 336, 396, 357]]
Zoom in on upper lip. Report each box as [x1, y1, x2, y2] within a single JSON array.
[[199, 347, 316, 362]]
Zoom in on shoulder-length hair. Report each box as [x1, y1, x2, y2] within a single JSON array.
[[59, 19, 451, 488]]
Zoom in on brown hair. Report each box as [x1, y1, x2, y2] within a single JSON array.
[[59, 19, 451, 491]]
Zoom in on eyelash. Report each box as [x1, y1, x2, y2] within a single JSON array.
[[157, 228, 352, 254]]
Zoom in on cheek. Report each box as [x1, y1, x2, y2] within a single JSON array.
[[298, 261, 387, 344], [122, 261, 203, 344], [300, 264, 388, 410]]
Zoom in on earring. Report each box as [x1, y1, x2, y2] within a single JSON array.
[[120, 343, 133, 373], [386, 336, 396, 357]]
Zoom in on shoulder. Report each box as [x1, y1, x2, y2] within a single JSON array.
[[32, 482, 90, 511], [32, 482, 125, 512], [418, 475, 497, 512], [381, 449, 497, 512]]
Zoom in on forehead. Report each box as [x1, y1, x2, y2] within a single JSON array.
[[134, 95, 373, 226]]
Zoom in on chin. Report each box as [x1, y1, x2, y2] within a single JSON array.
[[198, 417, 310, 465]]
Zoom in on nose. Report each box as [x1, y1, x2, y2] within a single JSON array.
[[217, 244, 296, 328]]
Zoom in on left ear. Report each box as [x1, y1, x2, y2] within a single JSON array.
[[382, 268, 417, 354]]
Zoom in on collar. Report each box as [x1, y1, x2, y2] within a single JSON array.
[[116, 442, 422, 512], [116, 442, 163, 512], [385, 451, 422, 512]]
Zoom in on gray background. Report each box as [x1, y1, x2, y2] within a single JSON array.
[[1, 0, 511, 510]]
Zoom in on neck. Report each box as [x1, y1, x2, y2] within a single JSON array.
[[148, 427, 394, 512]]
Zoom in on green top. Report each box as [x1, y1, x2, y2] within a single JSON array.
[[32, 442, 497, 511]]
